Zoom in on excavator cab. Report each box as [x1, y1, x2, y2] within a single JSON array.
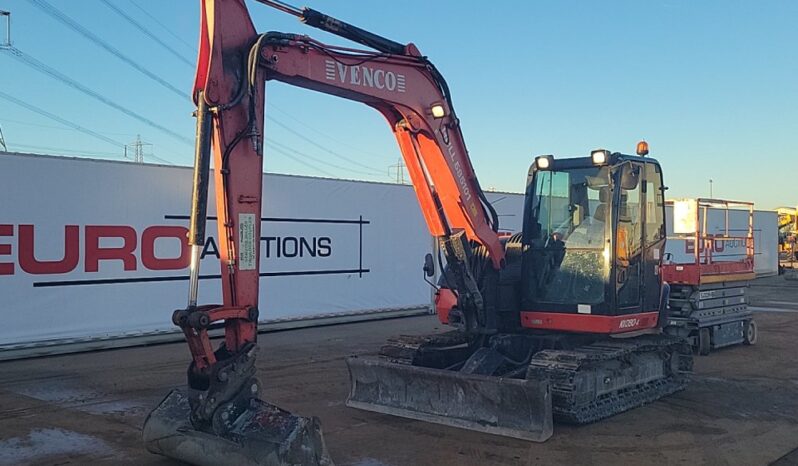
[[519, 151, 668, 332]]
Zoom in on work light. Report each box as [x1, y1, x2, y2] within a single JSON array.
[[591, 149, 609, 165], [535, 155, 553, 170]]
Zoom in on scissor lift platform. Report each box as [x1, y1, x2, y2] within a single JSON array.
[[662, 198, 757, 355]]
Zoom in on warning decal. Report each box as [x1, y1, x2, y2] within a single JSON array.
[[239, 213, 257, 271]]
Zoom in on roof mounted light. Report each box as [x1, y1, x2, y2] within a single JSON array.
[[636, 140, 649, 156], [590, 149, 610, 165], [431, 104, 445, 119], [535, 155, 553, 170]]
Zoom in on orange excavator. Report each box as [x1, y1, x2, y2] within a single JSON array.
[[142, 1, 692, 464]]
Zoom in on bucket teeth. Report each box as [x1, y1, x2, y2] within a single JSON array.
[[345, 355, 553, 442], [143, 389, 333, 466]]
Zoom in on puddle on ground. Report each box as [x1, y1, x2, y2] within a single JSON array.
[[0, 428, 120, 465]]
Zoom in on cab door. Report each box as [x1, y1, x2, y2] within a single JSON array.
[[641, 162, 666, 313], [614, 162, 644, 313]]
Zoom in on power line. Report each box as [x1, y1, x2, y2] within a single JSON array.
[[266, 116, 388, 174], [100, 0, 390, 175], [0, 117, 136, 136], [127, 0, 197, 54], [1, 53, 386, 174], [266, 139, 388, 178], [268, 104, 390, 160], [18, 0, 393, 176], [28, 0, 186, 98], [0, 118, 179, 163], [0, 89, 126, 149], [141, 151, 174, 165], [2, 46, 193, 147], [266, 144, 338, 178], [7, 142, 125, 158], [4, 141, 174, 165], [99, 0, 193, 67], [29, 0, 396, 177]]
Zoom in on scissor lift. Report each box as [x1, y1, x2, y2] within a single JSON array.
[[662, 199, 757, 355]]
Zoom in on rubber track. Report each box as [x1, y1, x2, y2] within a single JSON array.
[[528, 335, 692, 424], [378, 331, 469, 364]]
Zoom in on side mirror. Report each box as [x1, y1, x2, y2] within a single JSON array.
[[571, 204, 583, 227], [423, 253, 435, 277]]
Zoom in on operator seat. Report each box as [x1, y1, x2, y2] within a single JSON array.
[[593, 187, 609, 223]]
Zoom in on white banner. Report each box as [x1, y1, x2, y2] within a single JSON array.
[[665, 203, 778, 276], [0, 153, 524, 348], [3, 153, 775, 351]]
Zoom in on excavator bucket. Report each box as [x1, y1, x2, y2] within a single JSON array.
[[345, 356, 553, 442], [143, 389, 333, 466]]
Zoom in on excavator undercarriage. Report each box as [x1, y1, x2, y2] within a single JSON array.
[[348, 324, 691, 442]]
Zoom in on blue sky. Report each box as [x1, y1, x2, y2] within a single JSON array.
[[0, 0, 795, 208]]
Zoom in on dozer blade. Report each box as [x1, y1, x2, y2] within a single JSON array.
[[143, 389, 333, 466], [345, 356, 553, 442]]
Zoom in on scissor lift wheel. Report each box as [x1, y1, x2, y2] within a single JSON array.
[[697, 328, 711, 356], [744, 320, 758, 345]]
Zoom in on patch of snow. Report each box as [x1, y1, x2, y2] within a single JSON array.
[[353, 458, 391, 466], [0, 428, 119, 465], [12, 382, 145, 415]]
